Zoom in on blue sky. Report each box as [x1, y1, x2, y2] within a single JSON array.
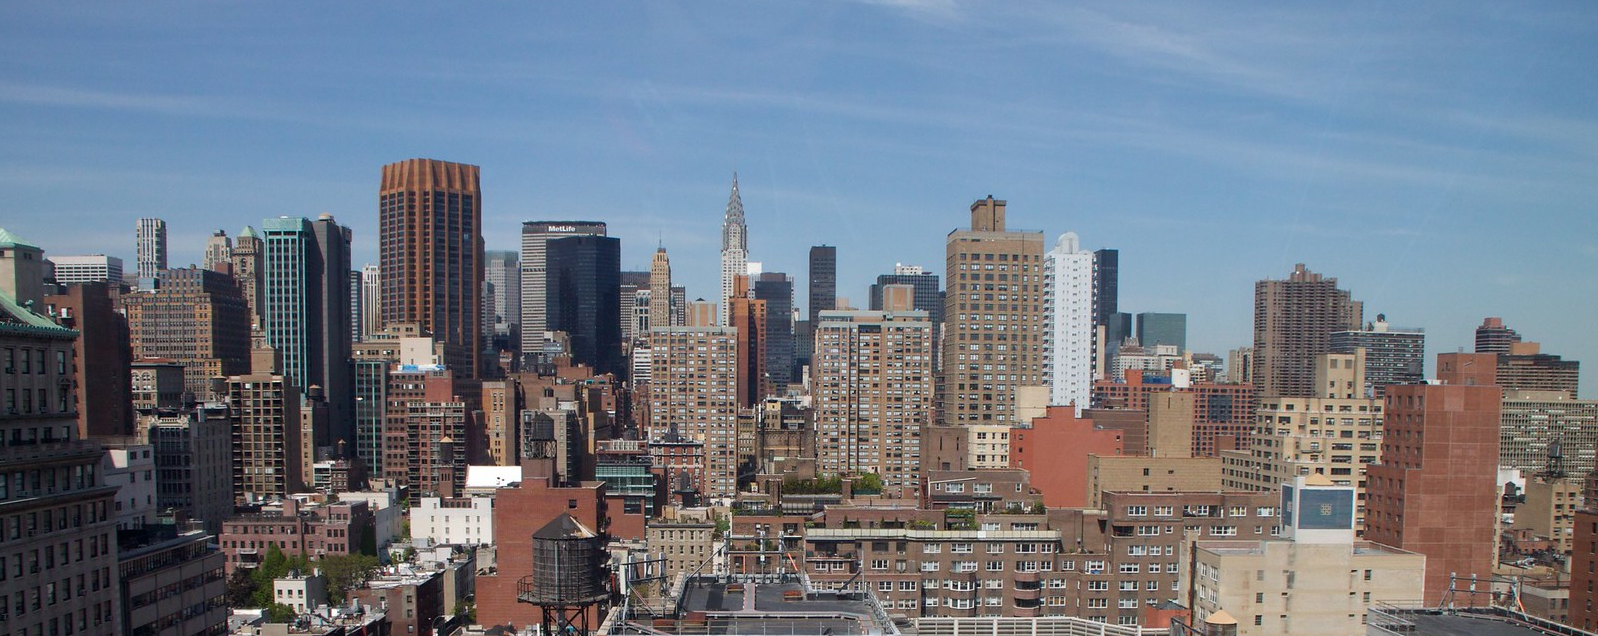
[[4, 2, 1596, 394]]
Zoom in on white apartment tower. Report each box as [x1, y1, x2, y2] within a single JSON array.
[[1043, 232, 1094, 414], [720, 174, 748, 326], [360, 264, 381, 338]]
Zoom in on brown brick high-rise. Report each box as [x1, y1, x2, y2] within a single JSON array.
[[1252, 263, 1361, 398], [941, 196, 1045, 425], [1364, 353, 1500, 606], [380, 158, 483, 378]]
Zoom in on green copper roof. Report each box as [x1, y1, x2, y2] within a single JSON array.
[[0, 227, 39, 250], [239, 225, 258, 239], [0, 291, 76, 338]]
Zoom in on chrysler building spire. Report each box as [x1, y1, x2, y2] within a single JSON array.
[[720, 172, 749, 325]]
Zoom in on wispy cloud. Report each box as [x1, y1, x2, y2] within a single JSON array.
[[0, 82, 265, 118]]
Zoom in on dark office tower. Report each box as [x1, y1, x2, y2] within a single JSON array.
[[484, 250, 520, 345], [1475, 316, 1522, 354], [380, 158, 483, 378], [1102, 311, 1133, 358], [125, 267, 252, 397], [1330, 314, 1425, 397], [1135, 312, 1187, 352], [261, 215, 354, 453], [1092, 249, 1118, 323], [546, 234, 623, 378], [808, 245, 836, 324], [754, 272, 795, 393], [349, 269, 364, 343], [1252, 263, 1362, 398], [519, 221, 608, 351], [868, 264, 944, 323]]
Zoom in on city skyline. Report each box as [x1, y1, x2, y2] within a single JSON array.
[[4, 3, 1596, 395]]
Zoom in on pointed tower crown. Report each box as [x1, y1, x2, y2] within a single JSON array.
[[722, 172, 747, 252]]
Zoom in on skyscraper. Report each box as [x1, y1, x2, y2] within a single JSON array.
[[1330, 314, 1425, 397], [135, 217, 167, 282], [1252, 263, 1362, 398], [1135, 312, 1187, 352], [1475, 316, 1521, 354], [519, 221, 607, 352], [261, 215, 354, 452], [754, 272, 795, 394], [1364, 353, 1500, 605], [649, 247, 672, 332], [484, 250, 520, 345], [349, 269, 364, 343], [1043, 232, 1093, 413], [812, 309, 933, 498], [1092, 248, 1118, 326], [232, 225, 264, 330], [204, 229, 232, 272], [380, 158, 483, 377], [545, 234, 623, 378], [808, 245, 835, 323], [940, 196, 1045, 425], [720, 174, 748, 326]]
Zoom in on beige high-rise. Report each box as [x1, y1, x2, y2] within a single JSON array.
[[941, 196, 1045, 425], [649, 247, 673, 332], [650, 327, 740, 498], [1252, 264, 1361, 398], [813, 309, 934, 498]]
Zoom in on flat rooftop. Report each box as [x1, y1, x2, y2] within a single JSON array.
[[1372, 608, 1597, 636], [632, 577, 892, 635]]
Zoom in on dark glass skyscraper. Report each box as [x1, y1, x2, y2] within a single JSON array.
[[754, 272, 795, 392], [808, 245, 836, 323], [1093, 248, 1118, 325], [1135, 312, 1187, 352], [546, 234, 623, 378], [868, 265, 943, 322]]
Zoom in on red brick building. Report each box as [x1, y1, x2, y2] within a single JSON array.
[[1091, 372, 1256, 457], [218, 498, 376, 574], [476, 476, 609, 630], [1364, 354, 1501, 606], [1011, 406, 1124, 508]]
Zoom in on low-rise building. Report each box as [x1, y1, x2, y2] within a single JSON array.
[[274, 571, 329, 614], [412, 496, 494, 546], [219, 497, 377, 573], [1182, 475, 1425, 636], [349, 567, 444, 636], [646, 510, 716, 585]]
